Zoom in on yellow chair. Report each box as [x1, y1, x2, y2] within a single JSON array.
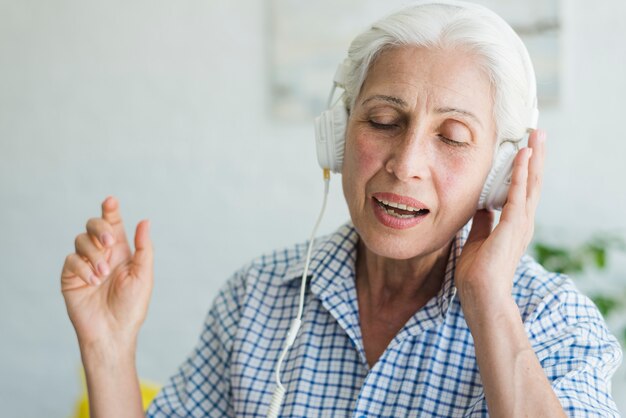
[[71, 369, 161, 418]]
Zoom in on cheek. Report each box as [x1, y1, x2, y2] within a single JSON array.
[[343, 133, 384, 184], [353, 142, 379, 175], [342, 131, 389, 218], [435, 152, 488, 204]]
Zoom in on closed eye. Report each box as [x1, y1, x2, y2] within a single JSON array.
[[369, 120, 398, 130], [437, 134, 468, 147]]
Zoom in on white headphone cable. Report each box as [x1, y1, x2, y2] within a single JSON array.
[[266, 168, 331, 418]]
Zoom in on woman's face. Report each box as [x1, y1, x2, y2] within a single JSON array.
[[342, 46, 497, 260]]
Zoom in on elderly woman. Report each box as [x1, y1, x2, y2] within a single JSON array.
[[61, 1, 621, 417]]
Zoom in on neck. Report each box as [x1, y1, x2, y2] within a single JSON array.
[[356, 239, 452, 310]]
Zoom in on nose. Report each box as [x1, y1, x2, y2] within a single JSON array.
[[385, 129, 431, 182]]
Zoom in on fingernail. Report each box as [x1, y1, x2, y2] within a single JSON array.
[[101, 232, 114, 247], [97, 261, 110, 276], [89, 274, 97, 286]]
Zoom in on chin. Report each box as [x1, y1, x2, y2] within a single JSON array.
[[355, 223, 442, 261]]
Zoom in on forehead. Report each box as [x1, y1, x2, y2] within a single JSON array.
[[358, 45, 494, 116]]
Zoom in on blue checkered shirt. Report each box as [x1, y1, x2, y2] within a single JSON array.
[[147, 222, 622, 417]]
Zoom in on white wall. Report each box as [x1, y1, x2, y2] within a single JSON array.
[[0, 0, 624, 416]]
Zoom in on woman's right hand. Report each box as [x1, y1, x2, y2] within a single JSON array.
[[61, 196, 154, 350]]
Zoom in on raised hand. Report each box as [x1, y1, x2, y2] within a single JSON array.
[[456, 130, 546, 307], [454, 131, 566, 417], [61, 196, 154, 349]]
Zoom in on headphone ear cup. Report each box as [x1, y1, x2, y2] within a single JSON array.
[[314, 102, 348, 173], [478, 141, 518, 210]]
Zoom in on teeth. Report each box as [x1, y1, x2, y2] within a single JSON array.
[[383, 207, 417, 219], [377, 198, 423, 212]]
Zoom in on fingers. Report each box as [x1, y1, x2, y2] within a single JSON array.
[[526, 130, 546, 212], [67, 196, 124, 287], [86, 218, 115, 249], [505, 130, 546, 215], [63, 197, 150, 292], [75, 232, 110, 279], [499, 130, 546, 249], [505, 147, 532, 212], [132, 220, 153, 278], [101, 196, 128, 244], [63, 253, 100, 286]]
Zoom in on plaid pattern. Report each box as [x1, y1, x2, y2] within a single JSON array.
[[147, 222, 622, 417]]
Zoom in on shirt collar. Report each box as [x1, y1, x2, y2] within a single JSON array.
[[281, 221, 358, 286], [280, 220, 470, 318]]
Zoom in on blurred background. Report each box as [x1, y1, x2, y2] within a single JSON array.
[[1, 0, 625, 416]]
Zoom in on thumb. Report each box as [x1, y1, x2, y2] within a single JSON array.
[[132, 219, 153, 277], [466, 210, 494, 245]]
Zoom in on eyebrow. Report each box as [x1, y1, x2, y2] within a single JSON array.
[[435, 107, 483, 129], [361, 95, 484, 130], [361, 94, 408, 107]]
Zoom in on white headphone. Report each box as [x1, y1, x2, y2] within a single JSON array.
[[314, 0, 539, 211]]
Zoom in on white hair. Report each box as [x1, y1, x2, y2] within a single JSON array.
[[342, 0, 536, 143]]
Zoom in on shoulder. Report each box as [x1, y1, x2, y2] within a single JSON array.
[[512, 254, 622, 367], [511, 257, 623, 414], [513, 254, 600, 326], [512, 254, 610, 331], [228, 234, 311, 295], [196, 232, 319, 346], [223, 221, 357, 297]]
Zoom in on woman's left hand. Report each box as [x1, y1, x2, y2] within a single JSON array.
[[455, 129, 546, 311]]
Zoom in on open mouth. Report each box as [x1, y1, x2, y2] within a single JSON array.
[[373, 197, 430, 219]]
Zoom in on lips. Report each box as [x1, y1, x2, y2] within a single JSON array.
[[371, 192, 430, 229], [374, 197, 429, 218]]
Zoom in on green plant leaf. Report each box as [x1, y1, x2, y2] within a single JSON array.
[[584, 244, 607, 270], [594, 248, 606, 269]]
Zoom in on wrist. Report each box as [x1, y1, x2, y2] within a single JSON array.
[[79, 336, 137, 371], [459, 287, 520, 332], [78, 336, 144, 418]]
